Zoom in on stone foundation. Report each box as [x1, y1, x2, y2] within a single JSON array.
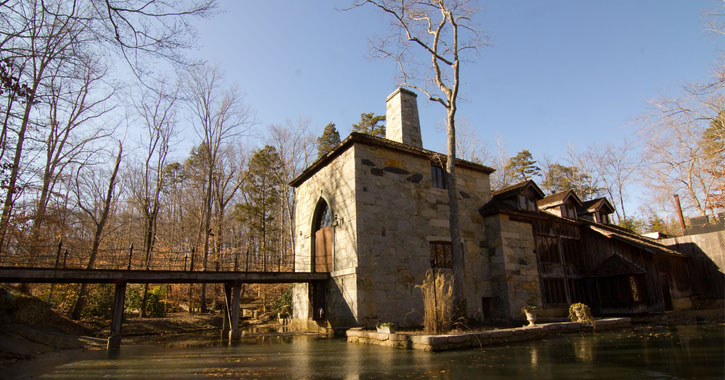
[[346, 317, 631, 351]]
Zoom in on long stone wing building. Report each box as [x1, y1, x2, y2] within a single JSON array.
[[290, 88, 695, 330]]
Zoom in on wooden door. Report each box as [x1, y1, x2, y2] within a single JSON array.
[[315, 226, 333, 272]]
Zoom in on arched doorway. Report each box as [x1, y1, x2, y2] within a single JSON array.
[[310, 198, 333, 323], [312, 198, 333, 273]]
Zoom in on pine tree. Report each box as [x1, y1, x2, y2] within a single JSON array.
[[703, 111, 725, 211], [316, 122, 341, 158], [236, 145, 283, 271], [352, 112, 386, 137], [505, 150, 541, 182], [541, 163, 599, 197]]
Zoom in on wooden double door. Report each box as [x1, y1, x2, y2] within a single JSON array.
[[314, 226, 333, 272]]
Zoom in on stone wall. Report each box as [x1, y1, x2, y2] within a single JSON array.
[[347, 318, 631, 351], [484, 214, 541, 319], [661, 230, 725, 299], [661, 230, 725, 273], [292, 148, 359, 327], [353, 143, 491, 328], [293, 140, 494, 329], [385, 88, 422, 148]]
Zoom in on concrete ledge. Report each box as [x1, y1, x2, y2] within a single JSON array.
[[346, 318, 631, 352]]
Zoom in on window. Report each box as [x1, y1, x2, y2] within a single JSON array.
[[562, 204, 577, 219], [600, 213, 609, 224], [536, 236, 561, 264], [629, 276, 640, 302], [431, 164, 446, 189], [542, 278, 568, 305], [430, 241, 452, 268], [518, 194, 537, 211], [316, 202, 333, 230]]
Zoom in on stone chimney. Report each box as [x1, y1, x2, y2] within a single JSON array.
[[385, 87, 422, 148]]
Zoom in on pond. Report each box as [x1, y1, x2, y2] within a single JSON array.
[[4, 324, 723, 379]]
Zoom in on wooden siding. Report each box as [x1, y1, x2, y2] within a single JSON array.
[[529, 217, 693, 315]]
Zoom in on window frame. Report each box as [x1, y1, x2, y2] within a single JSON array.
[[430, 241, 452, 268], [431, 164, 447, 189]]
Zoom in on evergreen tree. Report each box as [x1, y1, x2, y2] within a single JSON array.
[[703, 110, 724, 161], [617, 217, 645, 233], [703, 110, 724, 211], [541, 163, 599, 197], [647, 215, 668, 234], [316, 122, 341, 158], [352, 112, 386, 137], [505, 150, 541, 182], [236, 145, 283, 271]]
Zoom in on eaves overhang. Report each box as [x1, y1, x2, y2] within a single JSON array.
[[289, 132, 495, 187]]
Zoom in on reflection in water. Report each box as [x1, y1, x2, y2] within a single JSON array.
[[572, 335, 594, 362], [4, 325, 723, 379], [529, 346, 538, 369], [342, 339, 361, 380], [290, 335, 312, 378]]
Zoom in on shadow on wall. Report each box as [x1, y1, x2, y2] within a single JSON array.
[[678, 242, 725, 299], [325, 276, 357, 331]]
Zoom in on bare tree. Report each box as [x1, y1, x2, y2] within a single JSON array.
[[0, 0, 90, 255], [452, 117, 491, 164], [267, 119, 315, 262], [0, 0, 214, 256], [28, 54, 115, 254], [70, 142, 123, 320], [88, 0, 216, 78], [212, 144, 246, 271], [639, 88, 724, 218], [596, 140, 638, 222], [489, 135, 511, 191], [354, 0, 485, 324], [183, 64, 252, 312], [127, 82, 177, 316], [636, 6, 724, 221]]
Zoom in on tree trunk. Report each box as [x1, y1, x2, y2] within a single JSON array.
[[0, 87, 38, 256], [200, 168, 213, 313], [70, 144, 122, 320], [445, 110, 466, 323]]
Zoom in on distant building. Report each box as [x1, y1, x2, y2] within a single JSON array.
[[290, 88, 695, 330]]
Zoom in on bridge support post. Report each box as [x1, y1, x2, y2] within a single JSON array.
[[107, 282, 126, 350], [229, 282, 241, 342], [221, 282, 231, 341]]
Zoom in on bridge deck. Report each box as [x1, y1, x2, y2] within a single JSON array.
[[0, 267, 329, 284]]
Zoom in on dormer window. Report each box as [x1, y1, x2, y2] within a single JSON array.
[[598, 212, 609, 224], [563, 204, 577, 219], [579, 198, 615, 224], [518, 194, 537, 211]]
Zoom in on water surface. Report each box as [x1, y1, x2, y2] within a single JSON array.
[[5, 324, 723, 379]]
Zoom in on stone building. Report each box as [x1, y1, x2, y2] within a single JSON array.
[[290, 88, 694, 330], [290, 88, 494, 329]]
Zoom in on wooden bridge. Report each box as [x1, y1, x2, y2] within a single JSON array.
[[0, 267, 329, 350]]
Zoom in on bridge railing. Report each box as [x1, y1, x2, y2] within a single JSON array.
[[0, 241, 295, 272]]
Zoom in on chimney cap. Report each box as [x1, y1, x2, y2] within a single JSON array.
[[386, 87, 417, 102]]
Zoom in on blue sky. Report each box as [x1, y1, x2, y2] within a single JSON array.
[[186, 0, 721, 171]]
